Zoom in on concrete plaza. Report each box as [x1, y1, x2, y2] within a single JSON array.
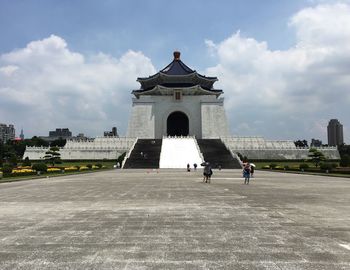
[[0, 169, 349, 269]]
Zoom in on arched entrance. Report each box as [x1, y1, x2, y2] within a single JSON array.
[[167, 111, 189, 136]]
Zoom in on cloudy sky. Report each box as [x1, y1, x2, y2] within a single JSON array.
[[0, 0, 349, 144]]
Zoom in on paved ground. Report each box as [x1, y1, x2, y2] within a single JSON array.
[[0, 169, 349, 270]]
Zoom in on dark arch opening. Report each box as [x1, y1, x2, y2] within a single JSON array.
[[167, 111, 189, 136]]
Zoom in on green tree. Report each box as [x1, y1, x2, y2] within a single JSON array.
[[236, 152, 243, 161], [50, 138, 66, 147], [294, 140, 308, 147], [308, 148, 326, 167], [27, 136, 49, 147], [340, 154, 350, 167], [116, 152, 126, 167], [0, 140, 4, 167], [22, 157, 31, 166], [44, 147, 61, 166]]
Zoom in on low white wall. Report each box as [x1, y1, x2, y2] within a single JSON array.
[[23, 137, 136, 160], [222, 136, 340, 160]]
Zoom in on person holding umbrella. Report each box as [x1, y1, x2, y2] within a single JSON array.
[[250, 163, 255, 178], [201, 161, 212, 183]]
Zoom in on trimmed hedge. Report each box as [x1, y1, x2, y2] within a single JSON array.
[[32, 163, 48, 172], [299, 164, 309, 170]]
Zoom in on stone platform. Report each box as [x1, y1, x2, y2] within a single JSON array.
[[0, 169, 349, 269]]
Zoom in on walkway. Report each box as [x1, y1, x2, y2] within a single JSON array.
[[0, 170, 349, 269]]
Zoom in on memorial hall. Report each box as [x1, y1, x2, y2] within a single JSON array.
[[24, 52, 340, 168]]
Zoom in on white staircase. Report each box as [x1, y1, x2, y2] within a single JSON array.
[[159, 137, 204, 168]]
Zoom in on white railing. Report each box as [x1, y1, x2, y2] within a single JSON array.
[[193, 137, 205, 163], [121, 138, 138, 169]]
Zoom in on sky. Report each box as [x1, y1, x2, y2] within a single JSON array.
[[0, 0, 349, 144]]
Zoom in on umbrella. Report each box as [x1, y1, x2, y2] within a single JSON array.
[[250, 163, 256, 167], [201, 162, 210, 166]]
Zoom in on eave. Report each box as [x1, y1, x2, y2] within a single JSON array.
[[132, 85, 223, 98]]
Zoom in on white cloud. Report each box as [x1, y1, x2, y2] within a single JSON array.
[[0, 35, 156, 137], [206, 3, 350, 143], [0, 65, 18, 76]]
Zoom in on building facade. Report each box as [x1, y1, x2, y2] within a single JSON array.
[[0, 123, 15, 143], [127, 51, 230, 139], [23, 52, 341, 162], [327, 119, 344, 146], [104, 127, 118, 137], [49, 128, 72, 138]]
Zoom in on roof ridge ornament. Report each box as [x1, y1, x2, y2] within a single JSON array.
[[173, 51, 180, 60]]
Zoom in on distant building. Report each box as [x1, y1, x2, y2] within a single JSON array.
[[40, 128, 73, 142], [327, 119, 344, 146], [104, 127, 118, 137], [20, 129, 24, 140], [0, 123, 15, 143], [311, 138, 322, 147], [49, 128, 72, 138], [76, 133, 86, 139]]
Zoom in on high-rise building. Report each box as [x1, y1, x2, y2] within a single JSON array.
[[327, 119, 344, 146], [104, 127, 118, 137], [39, 128, 73, 142], [49, 128, 72, 138], [0, 123, 15, 143], [20, 129, 24, 140]]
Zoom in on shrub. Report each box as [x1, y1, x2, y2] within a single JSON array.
[[64, 166, 78, 171], [284, 165, 290, 170], [86, 164, 93, 169], [79, 166, 89, 171], [95, 163, 103, 169], [340, 154, 350, 167], [47, 168, 61, 173], [299, 163, 309, 170], [12, 168, 35, 173], [262, 165, 270, 169], [22, 157, 31, 167], [275, 165, 284, 170], [2, 164, 14, 174], [320, 162, 337, 172], [32, 163, 48, 172], [269, 164, 277, 169]]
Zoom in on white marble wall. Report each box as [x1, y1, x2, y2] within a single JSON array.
[[126, 101, 155, 138], [23, 137, 136, 160], [201, 99, 230, 138], [127, 94, 230, 139]]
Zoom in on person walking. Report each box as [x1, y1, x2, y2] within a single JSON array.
[[187, 163, 191, 172], [243, 162, 251, 184], [203, 163, 212, 183]]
